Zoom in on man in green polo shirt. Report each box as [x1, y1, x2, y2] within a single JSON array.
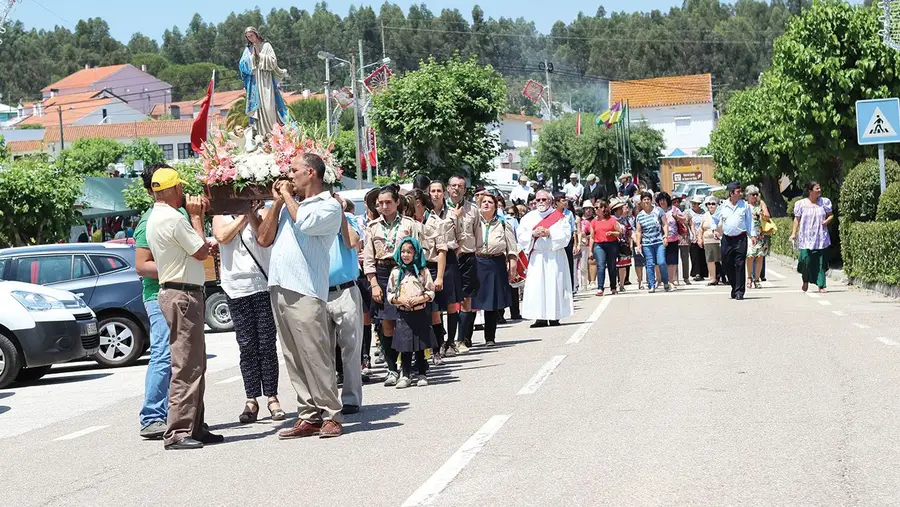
[[135, 164, 189, 440]]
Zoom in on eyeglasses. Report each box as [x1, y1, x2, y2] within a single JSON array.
[[534, 198, 550, 203]]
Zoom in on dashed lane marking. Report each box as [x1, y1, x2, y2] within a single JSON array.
[[818, 300, 832, 306], [852, 322, 870, 329], [766, 267, 786, 279], [833, 310, 847, 317], [216, 375, 243, 385], [517, 355, 567, 395], [876, 337, 899, 346], [567, 298, 612, 344], [402, 415, 511, 507], [53, 425, 109, 441]]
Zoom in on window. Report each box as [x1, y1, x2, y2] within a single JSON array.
[[675, 116, 692, 133], [177, 143, 195, 159], [0, 258, 7, 280], [73, 255, 94, 279], [631, 118, 648, 127], [90, 255, 127, 274], [159, 143, 174, 160], [14, 256, 73, 285]]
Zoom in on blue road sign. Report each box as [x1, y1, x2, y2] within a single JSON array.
[[857, 98, 900, 145]]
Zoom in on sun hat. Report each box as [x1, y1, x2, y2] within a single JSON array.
[[582, 200, 595, 208], [610, 198, 627, 211], [690, 195, 705, 204]]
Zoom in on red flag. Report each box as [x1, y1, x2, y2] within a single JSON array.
[[366, 128, 378, 169], [576, 113, 582, 136], [190, 71, 216, 153]]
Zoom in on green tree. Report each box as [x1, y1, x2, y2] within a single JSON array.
[[56, 138, 126, 176], [122, 138, 165, 172], [369, 56, 507, 182], [131, 52, 170, 77], [0, 135, 8, 162], [123, 160, 204, 214], [127, 33, 160, 54], [331, 129, 359, 179], [0, 157, 83, 247]]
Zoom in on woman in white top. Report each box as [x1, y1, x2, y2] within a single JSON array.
[[213, 211, 284, 424]]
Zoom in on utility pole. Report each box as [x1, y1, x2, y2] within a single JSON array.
[[381, 21, 387, 60], [57, 106, 65, 151], [324, 58, 332, 138], [544, 58, 553, 121], [358, 39, 373, 183], [351, 56, 364, 190]]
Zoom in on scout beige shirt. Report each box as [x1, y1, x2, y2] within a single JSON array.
[[363, 214, 419, 275], [474, 214, 517, 257], [387, 266, 435, 308], [415, 212, 448, 263], [145, 203, 206, 285], [445, 199, 477, 253]]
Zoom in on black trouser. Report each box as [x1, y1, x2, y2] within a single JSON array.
[[722, 233, 748, 298], [400, 351, 427, 377], [759, 257, 767, 280], [565, 238, 575, 288], [509, 286, 521, 319], [483, 310, 500, 343], [689, 243, 709, 278]]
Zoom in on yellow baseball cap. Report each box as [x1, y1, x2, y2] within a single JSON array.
[[150, 168, 186, 192]]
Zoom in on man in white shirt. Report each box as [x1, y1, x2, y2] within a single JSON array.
[[510, 174, 533, 205], [256, 153, 344, 439], [145, 168, 217, 450], [563, 173, 584, 203]]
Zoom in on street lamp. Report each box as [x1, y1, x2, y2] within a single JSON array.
[[319, 51, 365, 190], [318, 51, 352, 138]]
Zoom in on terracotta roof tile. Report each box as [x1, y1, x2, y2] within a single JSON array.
[[502, 113, 544, 125], [19, 97, 114, 127], [609, 74, 712, 109], [7, 140, 45, 153], [150, 100, 194, 117], [42, 65, 130, 93], [43, 119, 194, 144]]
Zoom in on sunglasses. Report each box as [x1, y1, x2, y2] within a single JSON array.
[[534, 198, 550, 203]]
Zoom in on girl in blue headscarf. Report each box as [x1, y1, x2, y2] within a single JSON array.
[[386, 236, 437, 388]]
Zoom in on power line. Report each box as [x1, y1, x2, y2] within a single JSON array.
[[27, 0, 72, 28]]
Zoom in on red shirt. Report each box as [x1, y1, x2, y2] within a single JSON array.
[[591, 217, 619, 244]]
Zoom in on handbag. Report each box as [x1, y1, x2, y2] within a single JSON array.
[[761, 218, 778, 236]]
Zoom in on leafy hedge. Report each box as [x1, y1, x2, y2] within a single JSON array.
[[845, 221, 900, 285], [839, 158, 900, 222], [877, 182, 900, 221], [769, 217, 797, 258]]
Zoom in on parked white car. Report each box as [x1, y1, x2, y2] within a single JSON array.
[[0, 280, 100, 388]]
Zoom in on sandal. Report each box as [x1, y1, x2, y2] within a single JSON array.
[[707, 281, 719, 286], [268, 399, 286, 421], [239, 400, 259, 424]]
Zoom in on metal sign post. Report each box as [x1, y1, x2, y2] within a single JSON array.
[[856, 98, 900, 192]]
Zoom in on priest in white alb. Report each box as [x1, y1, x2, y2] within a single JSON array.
[[516, 189, 573, 328]]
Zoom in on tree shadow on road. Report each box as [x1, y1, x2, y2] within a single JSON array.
[[15, 373, 112, 387]]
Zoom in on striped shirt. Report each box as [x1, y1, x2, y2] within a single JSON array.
[[636, 209, 664, 246], [268, 190, 343, 301]]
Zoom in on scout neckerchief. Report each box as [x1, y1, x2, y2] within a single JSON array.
[[481, 214, 497, 249], [381, 214, 402, 254]]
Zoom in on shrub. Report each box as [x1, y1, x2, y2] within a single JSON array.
[[712, 189, 728, 200], [845, 221, 900, 285], [769, 217, 797, 258], [839, 158, 900, 223], [786, 196, 803, 216], [877, 182, 900, 221]]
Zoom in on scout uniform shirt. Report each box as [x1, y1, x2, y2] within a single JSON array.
[[474, 214, 517, 258], [387, 267, 436, 310], [414, 211, 448, 263], [444, 198, 477, 254], [362, 214, 419, 275]]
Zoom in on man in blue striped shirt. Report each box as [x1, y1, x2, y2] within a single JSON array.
[[713, 182, 756, 300], [255, 153, 344, 439]]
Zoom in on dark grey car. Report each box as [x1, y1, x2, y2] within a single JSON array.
[[0, 244, 149, 367]]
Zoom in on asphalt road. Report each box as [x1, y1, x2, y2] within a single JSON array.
[[3, 260, 900, 507]]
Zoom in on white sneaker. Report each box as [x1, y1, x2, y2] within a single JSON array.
[[396, 376, 412, 389], [417, 375, 428, 387], [384, 371, 399, 387], [457, 343, 470, 354]]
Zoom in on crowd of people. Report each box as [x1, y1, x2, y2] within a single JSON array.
[[133, 160, 833, 450]]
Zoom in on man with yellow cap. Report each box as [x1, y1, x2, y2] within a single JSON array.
[[145, 168, 220, 450]]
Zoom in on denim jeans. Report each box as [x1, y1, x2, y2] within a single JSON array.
[[592, 242, 619, 291], [139, 299, 171, 427], [642, 243, 669, 289]]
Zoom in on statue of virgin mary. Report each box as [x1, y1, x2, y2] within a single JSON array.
[[240, 27, 289, 139]]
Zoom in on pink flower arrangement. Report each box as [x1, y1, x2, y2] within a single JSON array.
[[197, 123, 343, 186]]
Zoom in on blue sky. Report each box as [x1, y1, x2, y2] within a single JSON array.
[[11, 1, 685, 42]]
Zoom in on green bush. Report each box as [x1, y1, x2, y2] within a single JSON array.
[[712, 189, 728, 200], [876, 182, 900, 221], [839, 158, 900, 223], [769, 217, 797, 258], [786, 196, 803, 216], [845, 221, 900, 285]]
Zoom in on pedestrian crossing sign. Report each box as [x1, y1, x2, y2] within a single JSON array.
[[856, 98, 900, 145]]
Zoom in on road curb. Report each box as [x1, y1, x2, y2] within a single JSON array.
[[770, 253, 900, 299]]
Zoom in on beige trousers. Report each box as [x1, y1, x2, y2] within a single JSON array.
[[159, 288, 207, 445], [270, 286, 342, 423]]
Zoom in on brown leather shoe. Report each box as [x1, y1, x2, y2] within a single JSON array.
[[319, 420, 343, 438], [278, 420, 322, 439]]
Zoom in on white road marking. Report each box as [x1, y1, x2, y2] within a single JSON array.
[[766, 267, 786, 279], [53, 425, 109, 441], [517, 355, 567, 395], [216, 375, 243, 384], [833, 310, 847, 317], [876, 337, 899, 346], [807, 293, 821, 299], [818, 300, 832, 306], [852, 322, 870, 329], [567, 298, 612, 344], [402, 415, 511, 506], [616, 289, 798, 299]]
